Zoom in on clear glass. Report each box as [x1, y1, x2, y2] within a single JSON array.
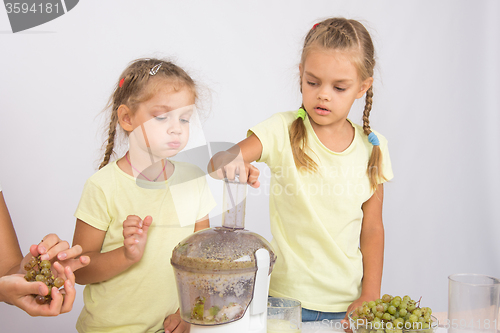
[[448, 273, 500, 333], [171, 179, 276, 326], [267, 297, 302, 333]]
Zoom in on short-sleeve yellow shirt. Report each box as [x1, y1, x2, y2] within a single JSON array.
[[249, 111, 393, 312], [74, 160, 216, 333]]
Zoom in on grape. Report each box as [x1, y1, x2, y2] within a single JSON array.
[[54, 277, 65, 288], [349, 294, 436, 332], [23, 255, 66, 305]]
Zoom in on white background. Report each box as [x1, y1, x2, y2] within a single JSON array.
[[1, 1, 499, 332]]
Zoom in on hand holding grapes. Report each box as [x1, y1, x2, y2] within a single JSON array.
[[123, 215, 153, 263], [18, 233, 90, 275]]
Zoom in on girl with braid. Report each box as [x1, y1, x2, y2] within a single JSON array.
[[72, 58, 215, 333], [210, 18, 393, 324]]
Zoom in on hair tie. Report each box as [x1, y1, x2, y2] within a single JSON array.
[[297, 108, 306, 120], [312, 23, 320, 30], [119, 78, 125, 88], [368, 132, 380, 146]]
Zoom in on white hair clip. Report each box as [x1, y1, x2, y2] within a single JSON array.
[[150, 63, 162, 75]]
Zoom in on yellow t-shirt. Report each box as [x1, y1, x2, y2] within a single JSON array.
[[249, 111, 394, 312], [74, 160, 216, 333]]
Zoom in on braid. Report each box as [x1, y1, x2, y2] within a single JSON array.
[[99, 107, 119, 169], [362, 86, 374, 136], [289, 115, 318, 173], [362, 86, 386, 192]]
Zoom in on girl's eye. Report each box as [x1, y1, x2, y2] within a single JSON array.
[[180, 118, 190, 124], [155, 116, 167, 121], [307, 81, 317, 86], [335, 87, 346, 92]]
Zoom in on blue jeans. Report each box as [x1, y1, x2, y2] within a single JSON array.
[[301, 308, 346, 322]]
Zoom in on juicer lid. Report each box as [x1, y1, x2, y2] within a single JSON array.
[[171, 227, 276, 274]]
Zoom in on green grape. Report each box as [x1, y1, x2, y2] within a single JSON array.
[[23, 261, 33, 271], [391, 298, 401, 307], [54, 277, 64, 288], [35, 295, 47, 305], [26, 269, 36, 280], [351, 294, 435, 332], [29, 256, 38, 267], [382, 294, 392, 303], [407, 302, 417, 312], [23, 254, 66, 306], [40, 260, 51, 269]]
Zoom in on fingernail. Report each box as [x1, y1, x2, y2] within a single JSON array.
[[135, 239, 139, 243], [66, 280, 73, 289], [40, 254, 49, 261], [39, 286, 45, 295], [53, 287, 60, 294], [138, 229, 143, 234], [39, 245, 46, 254], [58, 252, 67, 260]]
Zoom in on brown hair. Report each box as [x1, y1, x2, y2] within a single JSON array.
[[99, 58, 197, 169], [290, 17, 386, 191]]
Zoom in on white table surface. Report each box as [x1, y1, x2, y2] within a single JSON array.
[[299, 312, 499, 333]]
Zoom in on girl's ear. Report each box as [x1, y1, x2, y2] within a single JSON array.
[[356, 77, 374, 99], [117, 105, 134, 132]]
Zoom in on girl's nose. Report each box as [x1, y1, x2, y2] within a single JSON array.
[[167, 119, 182, 134], [317, 87, 331, 102]]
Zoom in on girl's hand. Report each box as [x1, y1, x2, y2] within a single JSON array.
[[122, 215, 153, 263], [341, 295, 378, 332], [209, 150, 260, 188], [0, 262, 77, 316], [18, 233, 90, 275], [164, 310, 190, 333]]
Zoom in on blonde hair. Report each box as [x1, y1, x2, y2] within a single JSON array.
[[99, 58, 197, 169], [290, 17, 386, 192]]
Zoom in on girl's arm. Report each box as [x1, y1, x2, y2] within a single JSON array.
[[342, 184, 385, 323], [0, 192, 23, 277], [72, 215, 152, 285], [208, 134, 263, 187]]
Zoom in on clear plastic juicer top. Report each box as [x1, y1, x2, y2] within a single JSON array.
[[171, 179, 276, 326]]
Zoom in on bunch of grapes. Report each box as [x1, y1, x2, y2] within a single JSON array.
[[23, 255, 65, 305], [349, 294, 436, 332]]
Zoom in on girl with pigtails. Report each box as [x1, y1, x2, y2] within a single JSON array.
[[210, 18, 393, 324], [72, 58, 215, 333]]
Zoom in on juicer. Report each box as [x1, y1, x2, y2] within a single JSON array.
[[171, 179, 276, 333]]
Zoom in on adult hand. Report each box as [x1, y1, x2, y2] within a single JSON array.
[[0, 261, 77, 316]]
